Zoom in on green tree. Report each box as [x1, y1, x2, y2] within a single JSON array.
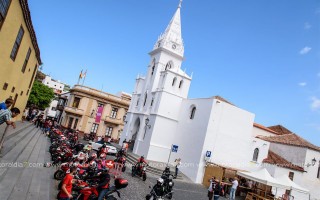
[[28, 81, 55, 110]]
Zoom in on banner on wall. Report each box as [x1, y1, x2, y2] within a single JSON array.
[[95, 106, 103, 123]]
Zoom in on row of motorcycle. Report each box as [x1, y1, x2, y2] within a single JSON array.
[[48, 128, 128, 200], [48, 128, 175, 200]]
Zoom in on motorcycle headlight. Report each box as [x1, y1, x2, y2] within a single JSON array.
[[143, 167, 146, 171], [169, 182, 173, 186]]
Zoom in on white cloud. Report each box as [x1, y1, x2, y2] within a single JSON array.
[[299, 82, 307, 87], [311, 97, 320, 111], [304, 22, 311, 30], [299, 47, 312, 55]]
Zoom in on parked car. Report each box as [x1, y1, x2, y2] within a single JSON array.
[[88, 141, 118, 155]]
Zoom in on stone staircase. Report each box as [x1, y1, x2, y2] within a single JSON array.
[[0, 122, 56, 200], [112, 143, 184, 180]]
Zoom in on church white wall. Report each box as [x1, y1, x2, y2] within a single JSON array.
[[251, 138, 270, 166], [200, 100, 255, 183], [252, 126, 278, 137], [303, 149, 320, 200], [269, 143, 307, 166], [171, 98, 214, 183]]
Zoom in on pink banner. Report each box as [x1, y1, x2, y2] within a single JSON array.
[[95, 106, 103, 123]]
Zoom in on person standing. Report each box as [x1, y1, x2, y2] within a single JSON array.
[[57, 166, 77, 200], [0, 98, 14, 110], [0, 107, 20, 128], [174, 158, 181, 178], [213, 179, 221, 200], [208, 177, 216, 200], [229, 177, 238, 200]]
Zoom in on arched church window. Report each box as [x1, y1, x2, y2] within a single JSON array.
[[136, 97, 140, 106], [179, 80, 183, 88], [151, 97, 154, 107], [143, 93, 147, 106], [165, 61, 173, 70], [253, 148, 259, 162], [190, 106, 196, 119], [151, 59, 156, 75], [172, 77, 177, 86]]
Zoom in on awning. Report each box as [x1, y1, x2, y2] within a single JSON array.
[[237, 168, 290, 189], [274, 175, 309, 194]]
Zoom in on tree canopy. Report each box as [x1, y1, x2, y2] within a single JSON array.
[[28, 81, 55, 110]]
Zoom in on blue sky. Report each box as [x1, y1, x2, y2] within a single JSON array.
[[29, 0, 320, 146]]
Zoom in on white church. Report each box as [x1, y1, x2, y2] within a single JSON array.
[[120, 2, 320, 199]]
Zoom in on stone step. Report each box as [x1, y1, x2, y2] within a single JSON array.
[[0, 127, 39, 180], [3, 123, 33, 141], [8, 132, 44, 200], [1, 126, 36, 157], [0, 128, 41, 200]]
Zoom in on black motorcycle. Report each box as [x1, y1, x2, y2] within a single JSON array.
[[132, 164, 147, 181], [161, 174, 174, 199], [146, 186, 173, 200]]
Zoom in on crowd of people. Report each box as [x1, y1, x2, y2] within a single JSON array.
[[207, 176, 239, 200]]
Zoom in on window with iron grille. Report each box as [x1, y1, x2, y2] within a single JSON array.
[[10, 26, 24, 60], [110, 107, 118, 119], [105, 127, 113, 136], [21, 48, 31, 73]]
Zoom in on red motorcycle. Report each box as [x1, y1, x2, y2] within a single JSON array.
[[73, 178, 128, 200], [114, 156, 126, 172]]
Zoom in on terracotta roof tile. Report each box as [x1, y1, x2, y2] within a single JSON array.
[[258, 134, 320, 152], [263, 150, 305, 172], [253, 123, 279, 135], [267, 125, 292, 135]]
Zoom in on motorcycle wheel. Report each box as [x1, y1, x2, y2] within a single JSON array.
[[168, 193, 173, 199], [104, 196, 117, 200], [54, 170, 65, 180], [142, 173, 147, 181], [131, 167, 135, 177]]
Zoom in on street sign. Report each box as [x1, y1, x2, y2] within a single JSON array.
[[172, 145, 179, 153], [206, 151, 212, 158]]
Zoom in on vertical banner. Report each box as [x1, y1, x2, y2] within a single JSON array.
[[95, 106, 103, 123]]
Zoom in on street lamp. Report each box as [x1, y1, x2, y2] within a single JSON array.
[[143, 117, 151, 139]]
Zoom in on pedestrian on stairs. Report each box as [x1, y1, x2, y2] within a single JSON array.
[[0, 107, 20, 129]]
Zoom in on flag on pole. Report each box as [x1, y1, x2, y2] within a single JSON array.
[[82, 70, 87, 78]]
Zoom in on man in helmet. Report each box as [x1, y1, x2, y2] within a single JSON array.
[[136, 156, 148, 175], [152, 178, 165, 197], [162, 166, 171, 178], [96, 168, 111, 200]]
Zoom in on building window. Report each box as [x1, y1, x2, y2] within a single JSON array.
[[143, 93, 147, 106], [172, 77, 177, 86], [165, 61, 173, 70], [136, 97, 140, 106], [10, 26, 24, 61], [110, 107, 118, 118], [20, 91, 23, 96], [151, 97, 154, 107], [51, 107, 56, 111], [179, 80, 183, 88], [190, 106, 196, 119], [289, 172, 294, 181], [0, 0, 11, 28], [317, 162, 320, 179], [72, 97, 81, 108], [90, 123, 99, 134], [73, 118, 79, 129], [253, 148, 259, 162], [151, 65, 155, 75], [28, 64, 38, 89], [26, 89, 29, 95], [106, 126, 113, 136], [67, 117, 74, 128], [3, 82, 8, 90], [21, 48, 31, 73], [11, 86, 15, 93]]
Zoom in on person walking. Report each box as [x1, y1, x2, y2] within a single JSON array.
[[57, 166, 77, 200], [0, 98, 14, 110], [208, 177, 216, 200], [174, 158, 181, 178], [229, 177, 238, 200], [0, 107, 20, 128], [213, 179, 222, 200]]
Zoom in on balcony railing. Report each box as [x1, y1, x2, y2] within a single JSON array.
[[64, 106, 84, 116], [104, 116, 124, 125]]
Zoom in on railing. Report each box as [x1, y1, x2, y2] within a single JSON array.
[[64, 106, 84, 115], [0, 125, 10, 153]]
